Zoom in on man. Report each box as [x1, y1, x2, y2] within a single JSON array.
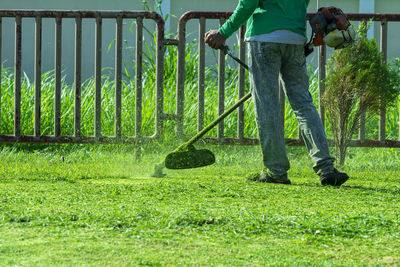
[[205, 0, 349, 186]]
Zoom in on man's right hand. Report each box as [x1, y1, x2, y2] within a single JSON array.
[[205, 30, 226, 49]]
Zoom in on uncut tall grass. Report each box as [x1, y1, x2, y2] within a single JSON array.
[[0, 42, 399, 140]]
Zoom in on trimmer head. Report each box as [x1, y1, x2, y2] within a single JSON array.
[[165, 148, 215, 169]]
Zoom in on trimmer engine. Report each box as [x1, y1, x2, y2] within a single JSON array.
[[305, 6, 355, 56]]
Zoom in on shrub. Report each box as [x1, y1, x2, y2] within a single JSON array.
[[323, 22, 400, 166]]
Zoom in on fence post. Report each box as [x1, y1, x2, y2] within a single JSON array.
[[135, 18, 143, 139], [155, 18, 165, 139], [176, 19, 186, 138], [198, 17, 206, 133], [14, 16, 22, 138], [55, 16, 62, 137], [115, 16, 123, 138], [237, 26, 246, 141], [217, 18, 226, 141], [358, 20, 368, 143], [379, 20, 388, 145], [135, 17, 144, 161], [34, 16, 42, 137], [94, 16, 102, 138], [74, 16, 82, 137]]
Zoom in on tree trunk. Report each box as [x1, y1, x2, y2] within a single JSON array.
[[336, 142, 348, 167]]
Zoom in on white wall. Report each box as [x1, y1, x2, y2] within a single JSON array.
[[1, 0, 399, 83], [307, 0, 400, 67], [1, 0, 148, 83], [0, 0, 143, 10], [375, 0, 400, 62]]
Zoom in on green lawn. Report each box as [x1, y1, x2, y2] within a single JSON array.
[[0, 143, 399, 266]]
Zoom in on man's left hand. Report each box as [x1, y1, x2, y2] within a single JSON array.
[[205, 30, 226, 49]]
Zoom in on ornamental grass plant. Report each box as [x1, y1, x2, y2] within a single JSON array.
[[323, 22, 400, 166]]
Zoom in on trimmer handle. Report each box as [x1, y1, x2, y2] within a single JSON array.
[[220, 45, 230, 54], [219, 45, 249, 70]]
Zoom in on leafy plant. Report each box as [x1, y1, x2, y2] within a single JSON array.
[[323, 22, 400, 166]]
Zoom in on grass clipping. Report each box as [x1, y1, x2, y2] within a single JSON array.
[[323, 22, 400, 166]]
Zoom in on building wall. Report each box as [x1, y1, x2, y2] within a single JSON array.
[[375, 0, 400, 61], [154, 0, 400, 68], [0, 0, 143, 10], [1, 0, 399, 82], [0, 0, 148, 82]]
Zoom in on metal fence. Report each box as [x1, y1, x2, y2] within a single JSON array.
[[0, 10, 169, 144], [0, 10, 400, 148]]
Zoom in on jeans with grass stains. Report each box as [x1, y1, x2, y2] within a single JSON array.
[[247, 42, 335, 178]]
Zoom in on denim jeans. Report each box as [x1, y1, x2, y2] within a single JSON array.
[[247, 42, 335, 177]]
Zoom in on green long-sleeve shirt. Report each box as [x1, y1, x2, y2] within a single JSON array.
[[219, 0, 310, 39]]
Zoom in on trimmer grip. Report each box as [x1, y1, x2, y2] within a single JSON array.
[[220, 45, 230, 54]]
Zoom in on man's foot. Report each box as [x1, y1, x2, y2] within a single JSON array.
[[247, 172, 291, 185], [320, 169, 349, 186]]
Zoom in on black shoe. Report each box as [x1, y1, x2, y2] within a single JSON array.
[[320, 169, 349, 186], [247, 172, 291, 185]]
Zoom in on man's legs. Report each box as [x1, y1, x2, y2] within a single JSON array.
[[248, 42, 290, 178], [279, 44, 335, 175]]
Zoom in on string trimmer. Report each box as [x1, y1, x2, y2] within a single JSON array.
[[151, 45, 250, 178]]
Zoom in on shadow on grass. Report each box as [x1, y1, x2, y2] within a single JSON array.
[[294, 181, 400, 195], [10, 174, 133, 184], [78, 175, 132, 180], [340, 184, 400, 195], [16, 175, 78, 184]]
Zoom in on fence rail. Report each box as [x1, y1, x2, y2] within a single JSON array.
[[0, 10, 399, 147]]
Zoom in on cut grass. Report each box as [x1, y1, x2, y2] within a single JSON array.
[[0, 143, 399, 265]]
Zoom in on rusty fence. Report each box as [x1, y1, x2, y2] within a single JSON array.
[[0, 10, 400, 148], [0, 10, 174, 144]]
